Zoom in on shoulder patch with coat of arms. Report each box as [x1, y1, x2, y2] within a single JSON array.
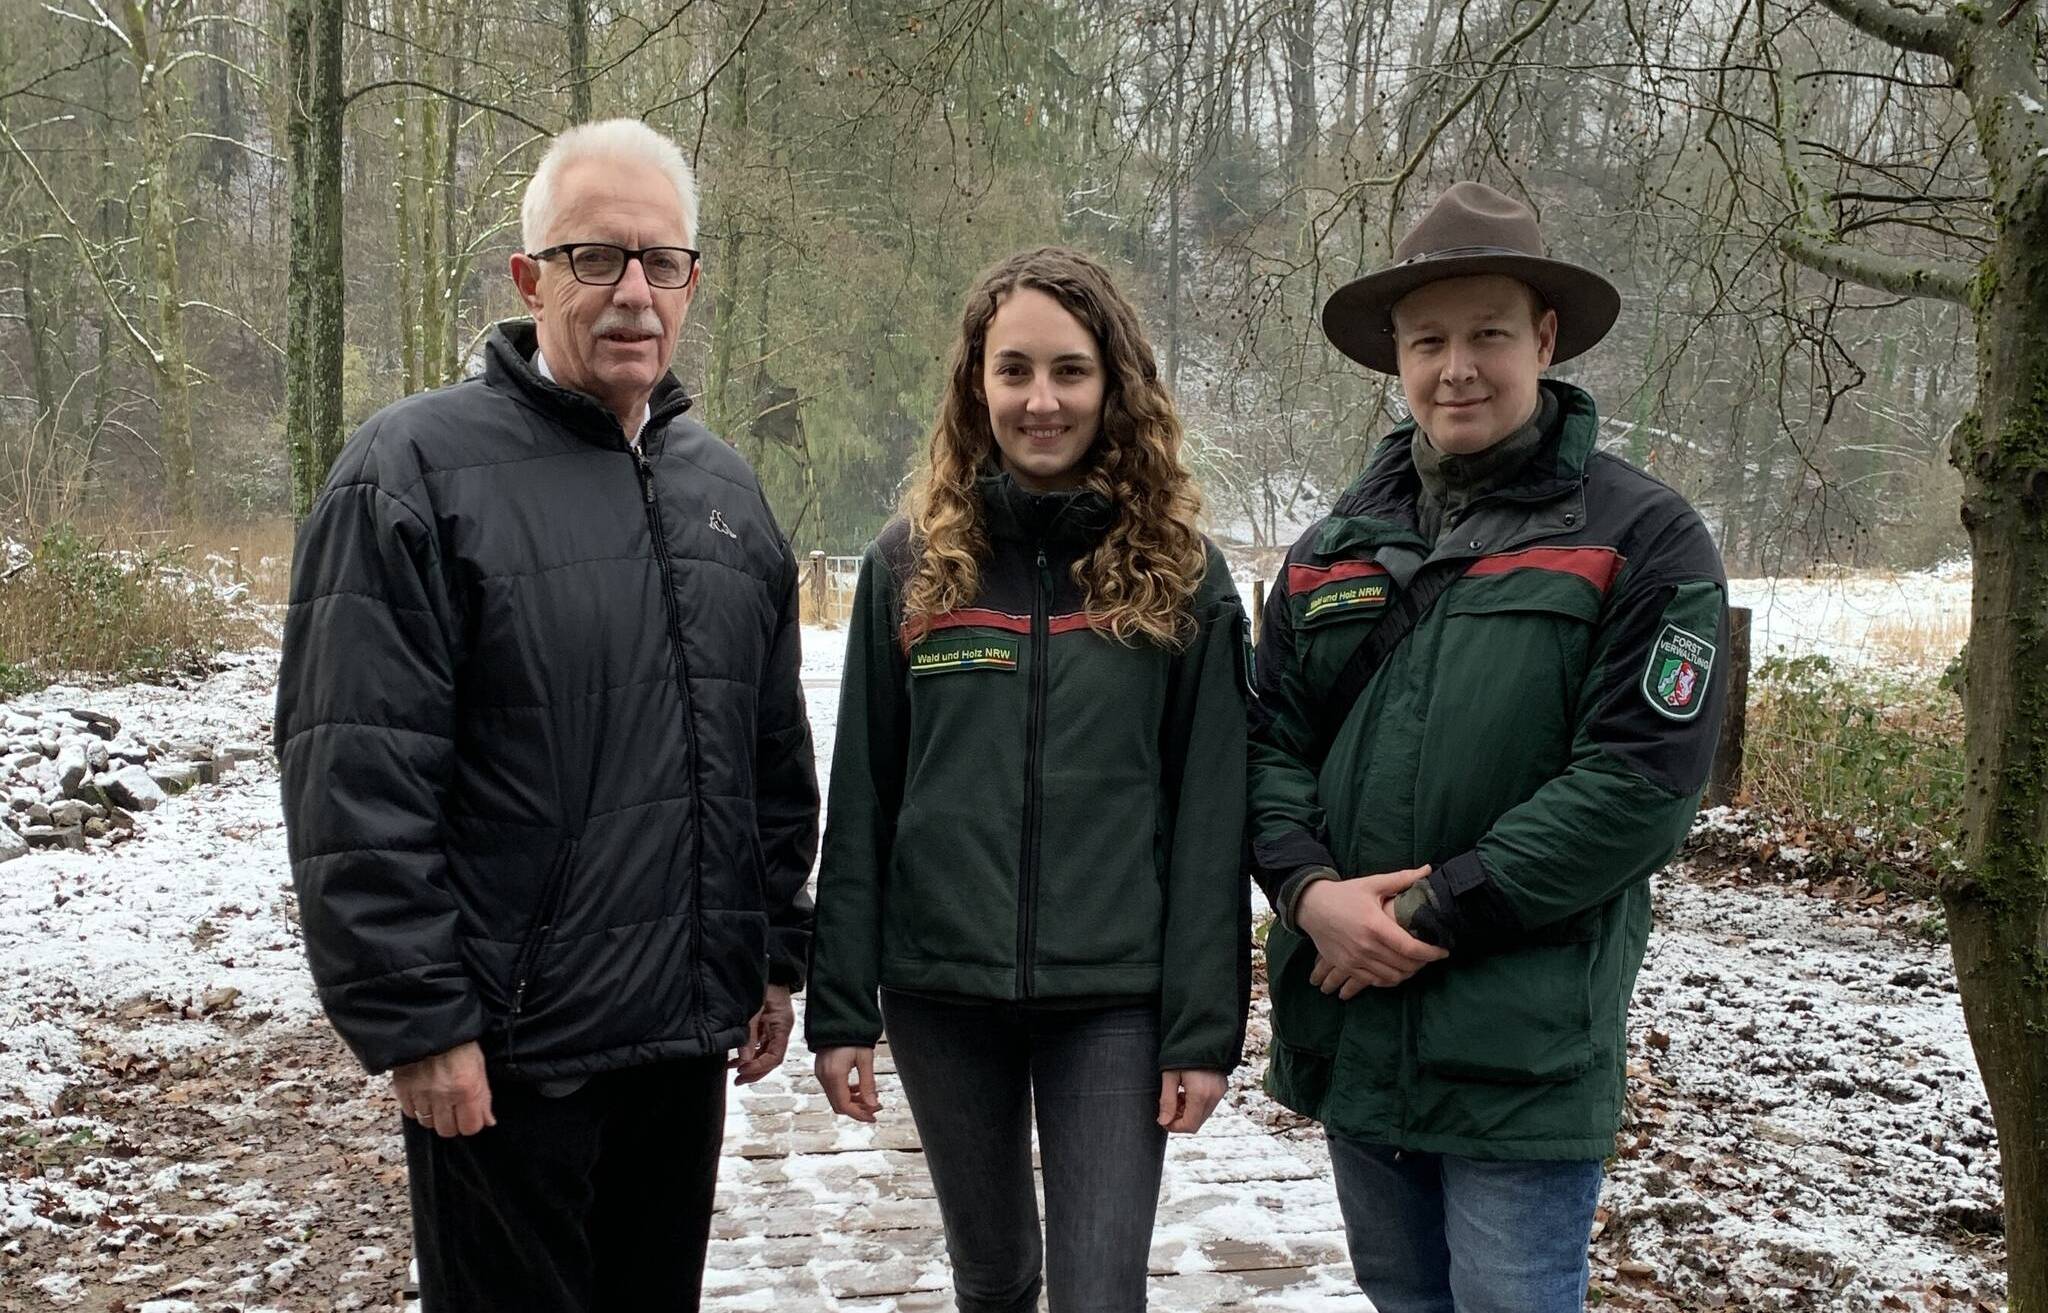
[[1642, 621, 1715, 721]]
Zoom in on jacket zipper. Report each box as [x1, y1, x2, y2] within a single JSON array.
[[633, 445, 713, 1051], [1016, 543, 1052, 997], [505, 837, 579, 1068]]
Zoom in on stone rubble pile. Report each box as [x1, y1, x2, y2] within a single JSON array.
[[0, 705, 267, 863]]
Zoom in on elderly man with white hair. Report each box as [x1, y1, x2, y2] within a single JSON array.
[[275, 118, 819, 1310]]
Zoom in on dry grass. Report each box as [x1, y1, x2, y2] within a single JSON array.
[[46, 514, 299, 607], [1864, 609, 1969, 669], [0, 521, 281, 694]]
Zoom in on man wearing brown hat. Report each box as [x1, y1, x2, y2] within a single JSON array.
[[1247, 181, 1728, 1311]]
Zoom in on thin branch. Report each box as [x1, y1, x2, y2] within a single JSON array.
[[1779, 230, 1974, 304], [41, 2, 128, 47], [179, 301, 284, 358], [633, 0, 770, 162], [1827, 188, 1989, 206], [0, 47, 118, 104], [343, 79, 554, 136], [0, 118, 158, 365], [1310, 0, 1566, 250], [176, 131, 281, 163], [1794, 66, 1956, 90], [159, 49, 267, 88], [1810, 0, 1961, 60]]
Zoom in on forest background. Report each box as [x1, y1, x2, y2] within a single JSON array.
[[0, 0, 1987, 568]]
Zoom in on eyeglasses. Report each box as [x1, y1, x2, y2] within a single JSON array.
[[527, 242, 701, 289]]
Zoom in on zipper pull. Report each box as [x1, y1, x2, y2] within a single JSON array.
[[634, 448, 655, 505]]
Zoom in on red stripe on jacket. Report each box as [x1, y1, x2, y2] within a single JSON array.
[[1464, 546, 1625, 593], [906, 608, 1097, 650], [1286, 559, 1390, 596]]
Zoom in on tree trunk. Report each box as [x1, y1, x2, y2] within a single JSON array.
[[1164, 0, 1184, 391], [286, 0, 346, 520], [395, 2, 419, 394], [435, 4, 464, 384], [19, 251, 57, 439], [123, 0, 197, 523], [1949, 140, 2048, 1313], [1283, 0, 1315, 192], [1943, 19, 2048, 1311], [567, 0, 591, 123]]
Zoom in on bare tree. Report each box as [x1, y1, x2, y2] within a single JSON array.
[[1744, 0, 2048, 1301]]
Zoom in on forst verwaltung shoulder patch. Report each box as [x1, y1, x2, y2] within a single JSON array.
[[1642, 621, 1715, 721]]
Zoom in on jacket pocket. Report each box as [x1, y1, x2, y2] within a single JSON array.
[[1265, 921, 1344, 1058], [1413, 940, 1594, 1083], [1431, 582, 1601, 770], [503, 837, 578, 1066], [1288, 560, 1396, 681]]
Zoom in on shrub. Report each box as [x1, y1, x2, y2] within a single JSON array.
[[1739, 652, 1963, 894], [0, 525, 252, 693]]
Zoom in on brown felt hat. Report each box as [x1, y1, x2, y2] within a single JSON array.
[[1322, 181, 1622, 374]]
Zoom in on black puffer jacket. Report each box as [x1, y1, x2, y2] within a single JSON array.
[[276, 321, 819, 1079]]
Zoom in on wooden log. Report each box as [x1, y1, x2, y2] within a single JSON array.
[[1706, 605, 1751, 809]]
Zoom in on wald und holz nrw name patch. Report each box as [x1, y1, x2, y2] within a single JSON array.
[[910, 635, 1020, 676], [1303, 578, 1390, 622]]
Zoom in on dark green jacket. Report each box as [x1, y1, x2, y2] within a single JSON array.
[[1250, 381, 1728, 1159], [807, 474, 1252, 1071]]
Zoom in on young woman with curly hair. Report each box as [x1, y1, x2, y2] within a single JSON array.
[[807, 246, 1250, 1311]]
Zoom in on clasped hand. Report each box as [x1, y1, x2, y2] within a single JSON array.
[[1294, 865, 1448, 1000]]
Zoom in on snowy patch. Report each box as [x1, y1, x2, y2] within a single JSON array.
[[0, 654, 314, 1117], [1728, 564, 1967, 671], [3, 628, 2006, 1308]]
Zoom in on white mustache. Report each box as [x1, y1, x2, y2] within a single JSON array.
[[593, 309, 662, 338]]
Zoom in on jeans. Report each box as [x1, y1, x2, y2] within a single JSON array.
[[404, 1054, 727, 1312], [1326, 1132, 1604, 1313], [880, 989, 1169, 1313]]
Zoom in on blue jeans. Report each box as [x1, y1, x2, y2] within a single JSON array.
[[1327, 1132, 1603, 1313], [880, 989, 1168, 1313]]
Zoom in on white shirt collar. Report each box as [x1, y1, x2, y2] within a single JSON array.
[[533, 346, 650, 448]]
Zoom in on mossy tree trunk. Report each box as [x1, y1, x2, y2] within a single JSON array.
[[1949, 28, 2048, 1312], [284, 0, 346, 520], [1775, 3, 2048, 1305]]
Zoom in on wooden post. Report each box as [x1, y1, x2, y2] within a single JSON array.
[[1706, 605, 1751, 809], [807, 551, 827, 625], [1251, 577, 1265, 647]]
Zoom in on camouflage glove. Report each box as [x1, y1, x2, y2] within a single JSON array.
[[1276, 865, 1341, 934], [1389, 877, 1454, 951]]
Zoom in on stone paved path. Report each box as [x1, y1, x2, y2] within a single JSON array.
[[702, 1025, 1367, 1311]]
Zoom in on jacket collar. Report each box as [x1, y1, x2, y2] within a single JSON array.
[[484, 319, 693, 451], [975, 467, 1116, 549], [1333, 379, 1598, 524]]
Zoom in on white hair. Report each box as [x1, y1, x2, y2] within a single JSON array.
[[521, 118, 701, 252]]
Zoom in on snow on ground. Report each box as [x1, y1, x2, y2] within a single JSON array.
[[1727, 563, 1967, 673], [1600, 865, 2000, 1307], [0, 653, 313, 1122], [0, 618, 2005, 1310]]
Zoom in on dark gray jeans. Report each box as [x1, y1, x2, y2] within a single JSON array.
[[880, 989, 1168, 1313]]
